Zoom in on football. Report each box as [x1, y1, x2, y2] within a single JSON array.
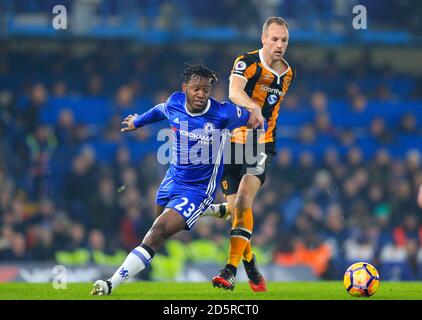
[[343, 262, 380, 297]]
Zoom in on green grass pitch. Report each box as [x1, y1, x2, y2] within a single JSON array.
[[0, 281, 421, 300]]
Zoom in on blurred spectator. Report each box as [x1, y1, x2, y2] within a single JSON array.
[[338, 128, 356, 147], [113, 146, 132, 175], [346, 83, 361, 100], [103, 114, 123, 142], [405, 149, 421, 176], [63, 153, 98, 223], [27, 198, 56, 229], [309, 91, 328, 113], [283, 93, 300, 111], [72, 124, 91, 143], [366, 183, 386, 211], [350, 93, 368, 113], [115, 84, 135, 109], [0, 225, 15, 258], [323, 204, 348, 252], [348, 200, 372, 230], [29, 226, 55, 261], [398, 113, 418, 135], [66, 223, 87, 251], [305, 170, 339, 212], [390, 179, 418, 225], [54, 108, 75, 144], [369, 149, 391, 185], [298, 123, 316, 144], [86, 74, 103, 96], [51, 213, 71, 251], [88, 229, 106, 252], [120, 206, 152, 251], [52, 81, 68, 98], [20, 83, 48, 134], [346, 147, 364, 173], [1, 233, 31, 261], [375, 84, 396, 102], [88, 177, 119, 237], [322, 148, 339, 171], [25, 125, 57, 198], [295, 151, 316, 190], [314, 113, 335, 138], [370, 117, 395, 145]]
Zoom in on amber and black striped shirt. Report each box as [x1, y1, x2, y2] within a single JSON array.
[[230, 49, 294, 144]]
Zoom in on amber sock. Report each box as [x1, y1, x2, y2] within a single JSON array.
[[243, 241, 253, 262], [227, 208, 253, 268]]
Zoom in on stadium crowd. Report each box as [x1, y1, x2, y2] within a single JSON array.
[[0, 43, 421, 280]]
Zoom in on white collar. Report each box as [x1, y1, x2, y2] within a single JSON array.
[[184, 99, 211, 117], [258, 49, 290, 79]]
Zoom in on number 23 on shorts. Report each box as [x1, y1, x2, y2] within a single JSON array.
[[174, 197, 196, 217]]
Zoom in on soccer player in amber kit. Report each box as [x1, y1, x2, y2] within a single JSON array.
[[209, 17, 295, 291]]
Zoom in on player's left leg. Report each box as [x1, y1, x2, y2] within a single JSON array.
[[212, 174, 262, 290], [212, 145, 273, 291], [91, 208, 185, 296], [239, 148, 275, 291]]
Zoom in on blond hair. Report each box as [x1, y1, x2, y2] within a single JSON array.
[[262, 17, 289, 34]]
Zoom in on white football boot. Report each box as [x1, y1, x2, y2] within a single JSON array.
[[201, 203, 230, 220], [90, 280, 112, 296]]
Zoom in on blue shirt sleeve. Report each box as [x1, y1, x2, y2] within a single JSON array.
[[133, 103, 168, 128], [224, 102, 250, 131], [224, 102, 268, 132]]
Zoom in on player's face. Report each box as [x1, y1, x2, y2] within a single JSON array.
[[183, 75, 212, 112], [262, 23, 289, 61]]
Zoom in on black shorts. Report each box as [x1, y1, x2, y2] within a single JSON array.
[[221, 142, 276, 196]]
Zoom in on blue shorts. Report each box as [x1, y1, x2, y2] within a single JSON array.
[[156, 175, 215, 230]]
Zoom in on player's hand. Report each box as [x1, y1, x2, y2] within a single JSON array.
[[121, 113, 139, 132], [248, 105, 265, 130]]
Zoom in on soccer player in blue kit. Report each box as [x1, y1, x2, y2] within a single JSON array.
[[91, 64, 264, 295]]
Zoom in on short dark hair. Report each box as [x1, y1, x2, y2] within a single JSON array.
[[262, 16, 289, 34], [181, 63, 218, 84]]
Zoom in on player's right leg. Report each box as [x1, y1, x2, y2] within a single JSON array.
[[91, 207, 186, 296], [92, 175, 176, 296]]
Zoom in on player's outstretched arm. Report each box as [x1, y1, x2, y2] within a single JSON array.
[[121, 103, 168, 133], [418, 184, 422, 208], [229, 75, 265, 129]]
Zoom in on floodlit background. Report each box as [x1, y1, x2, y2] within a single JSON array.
[[0, 0, 422, 283]]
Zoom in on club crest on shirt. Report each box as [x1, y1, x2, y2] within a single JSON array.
[[203, 122, 215, 134]]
